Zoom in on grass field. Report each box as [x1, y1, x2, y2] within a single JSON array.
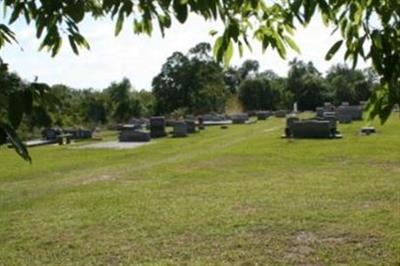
[[1, 115, 399, 265]]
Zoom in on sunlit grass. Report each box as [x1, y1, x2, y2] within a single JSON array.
[[1, 115, 399, 265]]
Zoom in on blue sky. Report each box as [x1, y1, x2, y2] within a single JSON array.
[[1, 14, 370, 90]]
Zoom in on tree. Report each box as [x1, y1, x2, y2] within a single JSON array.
[[1, 0, 397, 119], [152, 43, 229, 115], [287, 59, 327, 110], [326, 64, 375, 106], [105, 78, 142, 123], [238, 60, 260, 80], [239, 77, 280, 111]]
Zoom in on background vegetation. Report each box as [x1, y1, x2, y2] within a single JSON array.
[[1, 42, 379, 141]]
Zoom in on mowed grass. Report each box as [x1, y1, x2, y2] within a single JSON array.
[[0, 115, 399, 265]]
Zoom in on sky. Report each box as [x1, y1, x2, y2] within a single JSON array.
[[1, 14, 370, 90]]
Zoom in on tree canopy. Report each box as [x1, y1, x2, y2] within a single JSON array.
[[1, 0, 398, 121]]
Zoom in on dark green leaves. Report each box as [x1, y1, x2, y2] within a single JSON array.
[[173, 0, 188, 23], [8, 93, 23, 128], [0, 123, 31, 163], [65, 0, 85, 23], [325, 40, 343, 60]]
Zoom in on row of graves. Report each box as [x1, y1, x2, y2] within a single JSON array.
[[200, 110, 288, 126], [23, 128, 93, 147], [118, 117, 199, 142], [283, 102, 375, 139], [118, 110, 292, 143], [316, 102, 364, 124]]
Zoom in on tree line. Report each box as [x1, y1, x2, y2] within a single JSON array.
[[1, 42, 379, 140]]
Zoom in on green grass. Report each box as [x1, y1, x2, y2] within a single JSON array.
[[1, 115, 399, 265]]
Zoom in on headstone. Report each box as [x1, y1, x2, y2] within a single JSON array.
[[321, 112, 338, 129], [274, 110, 287, 118], [119, 129, 151, 142], [337, 105, 363, 121], [231, 113, 249, 124], [285, 116, 300, 137], [246, 110, 257, 117], [203, 113, 225, 122], [323, 102, 335, 112], [64, 129, 93, 139], [315, 107, 324, 118], [337, 113, 352, 124], [185, 119, 197, 133], [42, 128, 61, 140], [150, 116, 167, 138], [291, 120, 333, 138], [165, 120, 176, 127], [286, 116, 300, 128], [293, 102, 298, 113], [198, 116, 205, 130], [256, 111, 271, 120], [173, 121, 188, 137]]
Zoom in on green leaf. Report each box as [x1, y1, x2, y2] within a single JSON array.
[[65, 1, 85, 23], [213, 36, 223, 59], [22, 89, 33, 114], [1, 123, 31, 162], [68, 36, 79, 54], [173, 0, 188, 23], [8, 93, 23, 128], [115, 12, 124, 36], [223, 40, 234, 67], [284, 35, 300, 54], [209, 30, 218, 36], [325, 40, 343, 60], [0, 127, 6, 145]]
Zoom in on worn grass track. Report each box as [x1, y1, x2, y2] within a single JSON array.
[[0, 116, 399, 265]]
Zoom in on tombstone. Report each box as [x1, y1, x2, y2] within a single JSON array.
[[203, 113, 224, 122], [231, 113, 249, 124], [320, 112, 338, 130], [150, 116, 167, 138], [256, 111, 271, 120], [337, 113, 352, 124], [42, 128, 61, 140], [64, 128, 93, 139], [315, 107, 324, 118], [341, 102, 350, 106], [291, 120, 333, 138], [198, 116, 205, 130], [119, 128, 151, 142], [246, 110, 257, 117], [284, 116, 300, 137], [337, 105, 363, 121], [173, 121, 188, 137], [165, 119, 176, 127], [323, 102, 335, 112], [286, 116, 300, 128], [185, 119, 197, 133], [293, 102, 298, 113], [274, 110, 287, 118]]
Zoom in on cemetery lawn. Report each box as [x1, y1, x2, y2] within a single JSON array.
[[1, 116, 399, 265]]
